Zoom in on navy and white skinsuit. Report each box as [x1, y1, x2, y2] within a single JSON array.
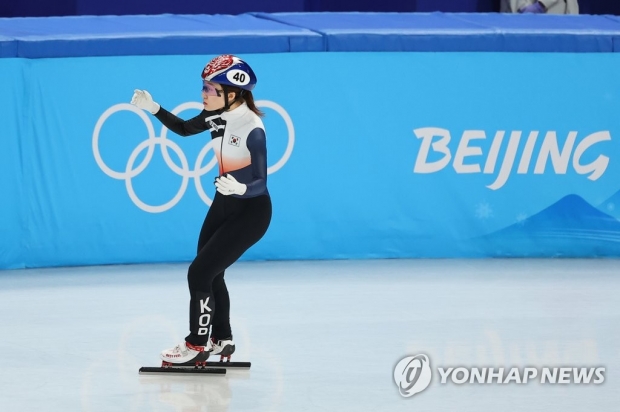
[[154, 102, 272, 344]]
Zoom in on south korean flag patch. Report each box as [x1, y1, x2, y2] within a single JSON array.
[[228, 134, 241, 147]]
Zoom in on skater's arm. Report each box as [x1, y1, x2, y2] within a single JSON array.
[[154, 107, 212, 137], [131, 89, 212, 137], [243, 127, 268, 197]]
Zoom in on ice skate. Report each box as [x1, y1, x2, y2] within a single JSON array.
[[211, 337, 235, 362], [139, 340, 225, 375], [160, 340, 212, 368]]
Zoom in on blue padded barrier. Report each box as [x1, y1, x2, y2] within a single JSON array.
[[4, 52, 620, 268], [254, 12, 620, 52], [0, 14, 324, 58], [453, 13, 620, 52], [602, 16, 620, 51], [254, 12, 501, 52], [0, 35, 16, 57], [77, 0, 306, 17], [3, 13, 620, 57], [0, 59, 24, 269]]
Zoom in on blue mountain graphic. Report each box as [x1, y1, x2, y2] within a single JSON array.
[[598, 189, 620, 219], [472, 194, 620, 257]]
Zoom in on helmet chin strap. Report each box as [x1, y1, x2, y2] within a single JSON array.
[[216, 86, 244, 114]]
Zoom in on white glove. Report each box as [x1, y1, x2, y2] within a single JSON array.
[[130, 89, 160, 114], [215, 174, 247, 196]]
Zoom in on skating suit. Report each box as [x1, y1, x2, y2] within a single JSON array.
[[155, 102, 272, 344]]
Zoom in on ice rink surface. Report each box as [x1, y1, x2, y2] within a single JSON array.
[[0, 259, 618, 412]]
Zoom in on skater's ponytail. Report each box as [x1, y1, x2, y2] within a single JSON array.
[[242, 90, 264, 118], [226, 86, 264, 118]]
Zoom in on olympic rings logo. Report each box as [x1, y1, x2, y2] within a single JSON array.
[[92, 100, 294, 213]]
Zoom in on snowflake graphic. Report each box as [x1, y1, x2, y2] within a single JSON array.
[[475, 202, 493, 219], [516, 213, 528, 225]]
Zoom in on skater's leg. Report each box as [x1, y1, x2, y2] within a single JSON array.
[[186, 246, 232, 346], [211, 272, 232, 340], [196, 198, 226, 253], [190, 195, 227, 343], [210, 273, 236, 359], [186, 196, 271, 346]]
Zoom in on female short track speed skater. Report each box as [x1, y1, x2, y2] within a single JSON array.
[[130, 55, 272, 366]]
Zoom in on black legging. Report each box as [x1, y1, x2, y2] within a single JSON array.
[[185, 192, 272, 346]]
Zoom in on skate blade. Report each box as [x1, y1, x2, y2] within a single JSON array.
[[139, 366, 226, 375], [205, 361, 251, 369]]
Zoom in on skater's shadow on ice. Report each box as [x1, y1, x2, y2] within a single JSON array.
[[140, 374, 235, 412]]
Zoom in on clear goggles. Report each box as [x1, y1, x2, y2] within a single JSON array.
[[202, 81, 224, 97]]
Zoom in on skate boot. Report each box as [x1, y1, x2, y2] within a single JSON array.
[[210, 337, 235, 362], [160, 340, 212, 368]]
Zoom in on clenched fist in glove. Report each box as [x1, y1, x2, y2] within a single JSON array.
[[130, 89, 161, 114], [215, 174, 247, 196]]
